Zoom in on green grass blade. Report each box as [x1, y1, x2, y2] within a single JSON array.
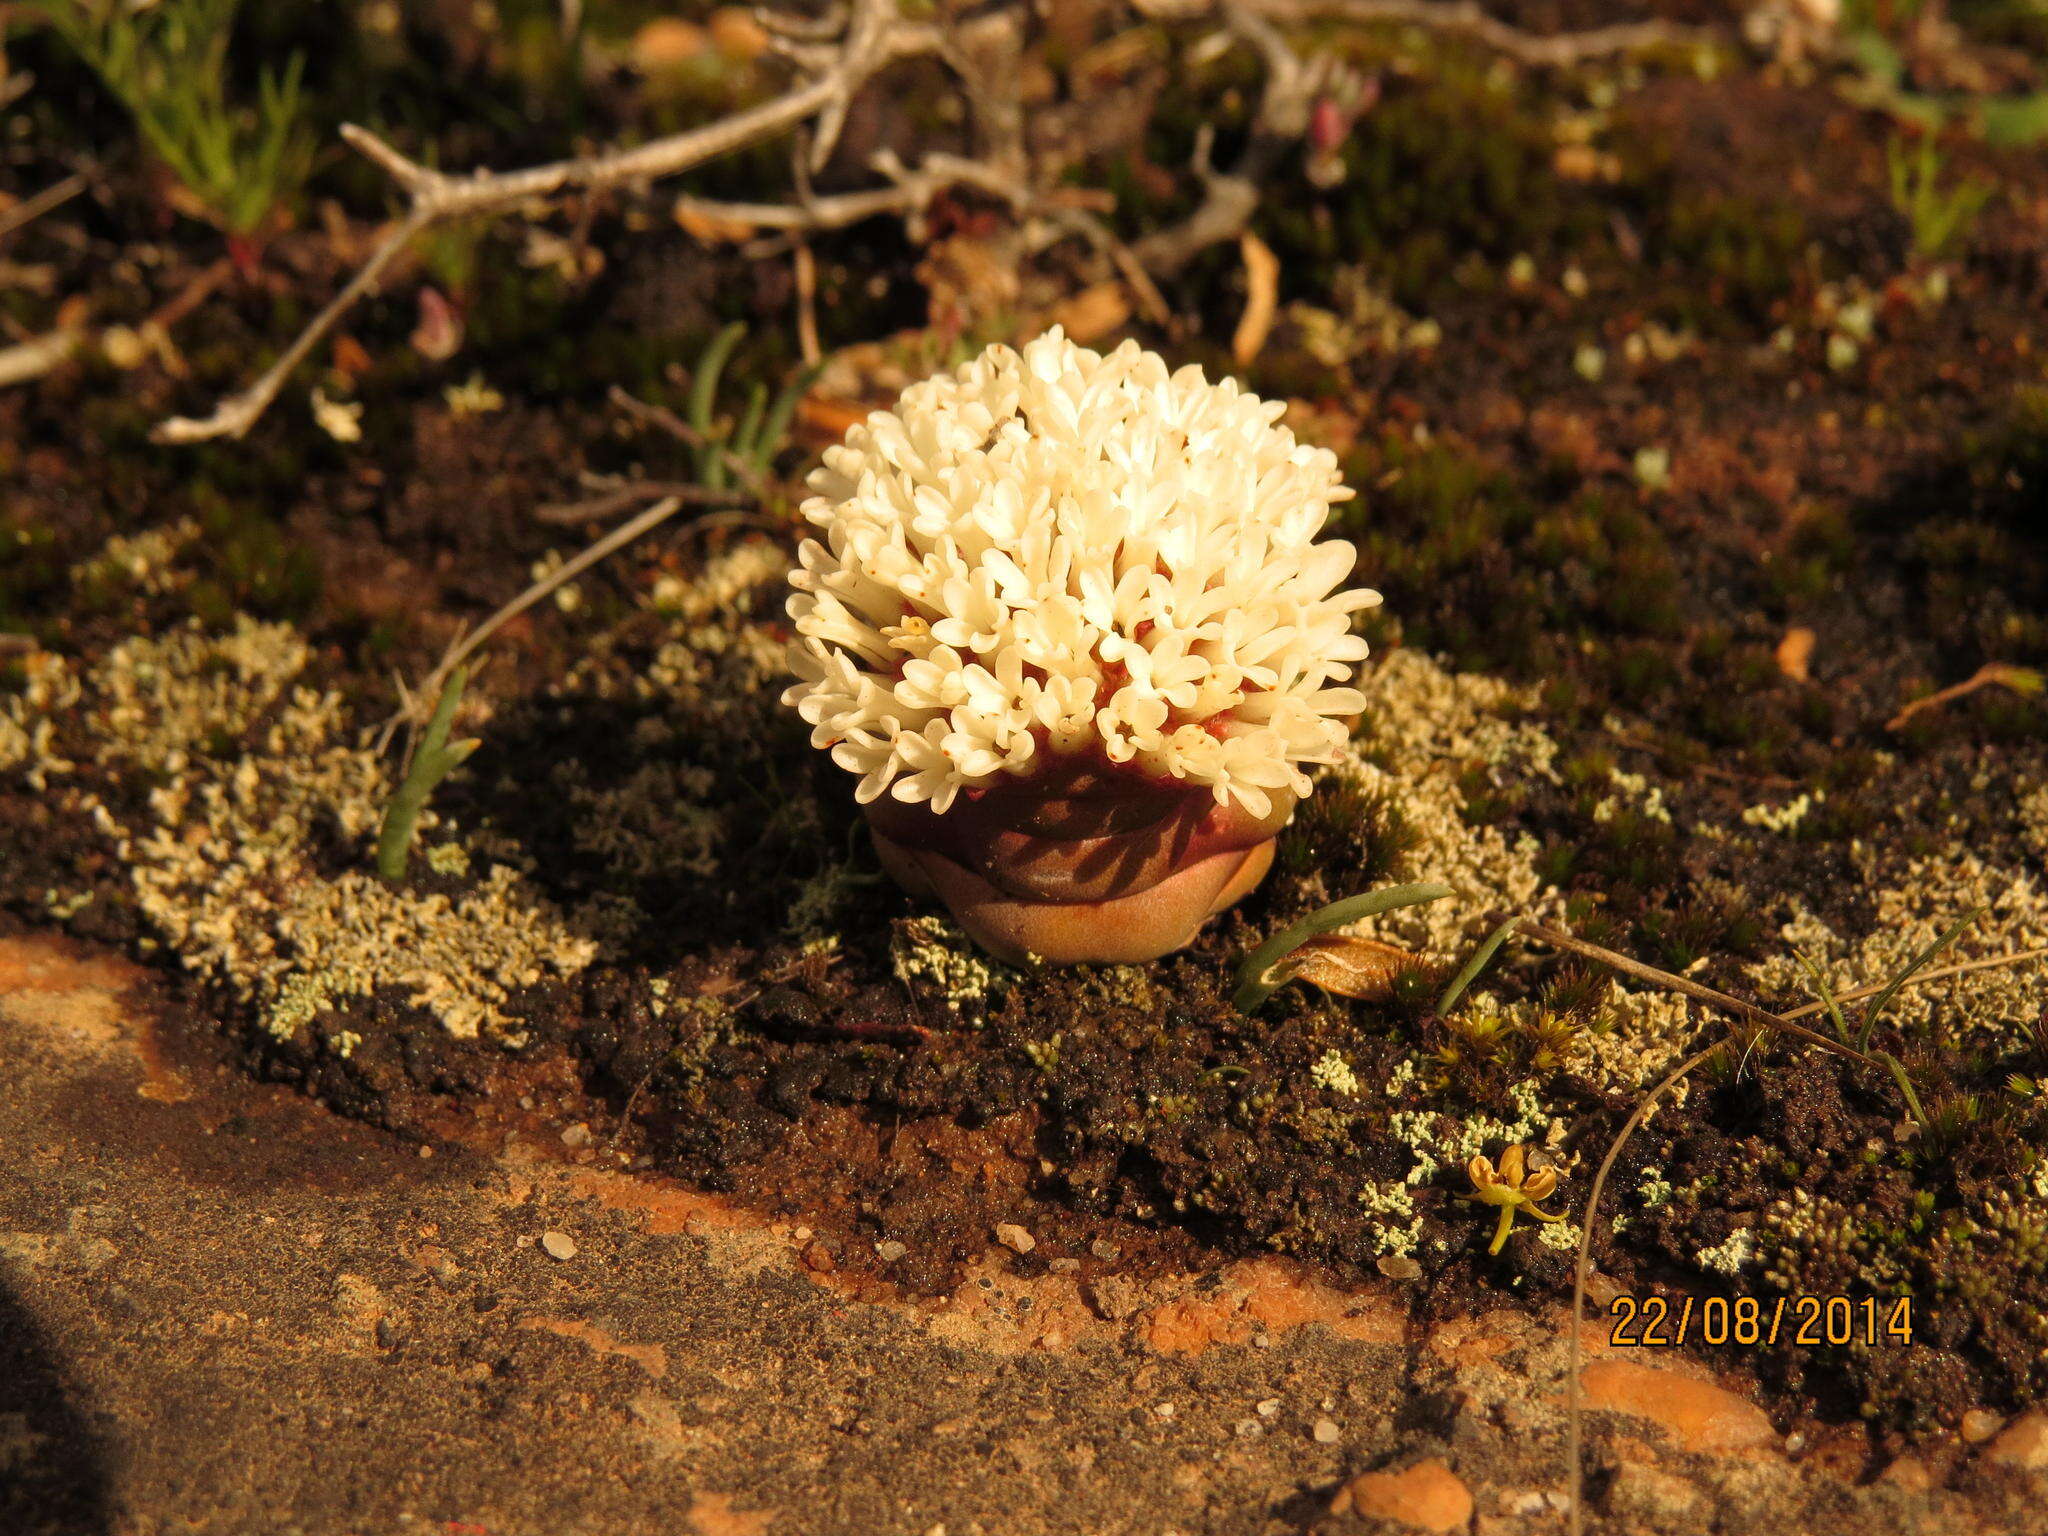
[[376, 667, 480, 881], [1877, 1050, 1930, 1130], [1792, 948, 1851, 1046], [1436, 915, 1519, 1017], [754, 362, 824, 473], [1856, 907, 1984, 1048], [731, 380, 769, 465]]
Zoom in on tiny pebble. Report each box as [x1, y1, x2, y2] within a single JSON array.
[[1256, 1398, 1281, 1418], [875, 1240, 908, 1262], [1155, 1401, 1176, 1419], [994, 1222, 1036, 1254], [1313, 1418, 1340, 1443], [1961, 1409, 2003, 1444], [560, 1123, 592, 1148], [791, 1226, 812, 1243], [540, 1231, 577, 1261], [1234, 1418, 1262, 1438], [1089, 1238, 1120, 1261], [1048, 1256, 1081, 1273], [1250, 1331, 1272, 1349]]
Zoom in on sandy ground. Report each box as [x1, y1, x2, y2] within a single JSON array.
[[3, 930, 2041, 1536]]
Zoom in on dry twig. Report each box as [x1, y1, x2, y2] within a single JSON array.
[[532, 477, 749, 526], [1513, 918, 1878, 1065], [0, 171, 89, 242], [1133, 0, 1711, 274], [1257, 0, 1708, 68], [153, 0, 940, 444], [1885, 662, 2044, 732], [0, 326, 84, 389], [152, 0, 1720, 443], [606, 384, 775, 499], [1134, 2, 1336, 277], [376, 494, 685, 754]]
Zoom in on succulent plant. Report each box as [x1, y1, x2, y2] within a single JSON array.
[[781, 329, 1378, 964]]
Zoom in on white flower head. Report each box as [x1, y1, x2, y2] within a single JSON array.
[[780, 329, 1379, 818]]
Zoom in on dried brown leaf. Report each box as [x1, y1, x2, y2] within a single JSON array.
[[1775, 625, 1816, 683], [1272, 934, 1425, 1001], [1231, 231, 1280, 369]]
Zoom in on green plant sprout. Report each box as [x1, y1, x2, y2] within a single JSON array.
[[376, 666, 479, 882], [1886, 132, 1992, 260], [686, 323, 821, 492], [1435, 914, 1520, 1015], [27, 0, 314, 236], [1796, 907, 1981, 1134], [1232, 882, 1452, 1012]]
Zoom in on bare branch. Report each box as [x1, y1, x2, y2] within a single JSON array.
[[1261, 0, 1709, 68], [1133, 0, 1713, 277], [606, 384, 776, 500], [1511, 917, 1879, 1066], [0, 326, 85, 389], [1134, 1, 1341, 277], [378, 493, 684, 754], [0, 171, 89, 242], [1137, 0, 1709, 68], [533, 477, 749, 525], [152, 0, 939, 445], [1885, 661, 2045, 732]]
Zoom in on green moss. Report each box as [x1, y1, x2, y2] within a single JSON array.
[[182, 492, 322, 623], [1648, 188, 1813, 327], [0, 518, 67, 636]]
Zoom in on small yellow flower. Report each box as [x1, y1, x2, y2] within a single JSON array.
[[1466, 1143, 1566, 1256]]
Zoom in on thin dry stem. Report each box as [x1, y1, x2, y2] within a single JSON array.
[[1511, 918, 1878, 1067], [1257, 0, 1708, 66], [533, 478, 749, 526], [0, 171, 89, 241], [146, 0, 1722, 442], [1885, 662, 2044, 732], [376, 494, 686, 755], [606, 384, 773, 500]]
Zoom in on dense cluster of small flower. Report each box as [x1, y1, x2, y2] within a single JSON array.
[[781, 329, 1378, 818]]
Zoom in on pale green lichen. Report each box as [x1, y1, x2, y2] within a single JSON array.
[[7, 615, 599, 1044], [1333, 650, 1562, 960], [1311, 1050, 1360, 1097], [1751, 838, 2048, 1046], [1592, 767, 1671, 825], [1355, 1178, 1422, 1256], [1636, 1165, 1674, 1209], [1695, 1227, 1758, 1276], [67, 517, 200, 595], [1387, 1070, 1565, 1188], [1742, 791, 1824, 833], [892, 915, 1003, 1013]]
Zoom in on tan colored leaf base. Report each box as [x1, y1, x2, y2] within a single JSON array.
[[872, 829, 1275, 965]]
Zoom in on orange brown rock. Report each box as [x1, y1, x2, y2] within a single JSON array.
[[1578, 1360, 1779, 1454], [1330, 1458, 1473, 1531]]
